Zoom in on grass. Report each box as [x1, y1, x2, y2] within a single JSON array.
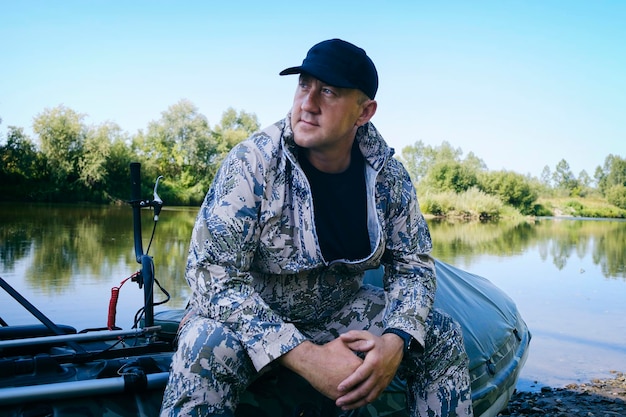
[[536, 196, 626, 219], [418, 189, 626, 220]]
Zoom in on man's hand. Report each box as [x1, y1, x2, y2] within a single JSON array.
[[278, 338, 365, 400], [335, 330, 404, 411]]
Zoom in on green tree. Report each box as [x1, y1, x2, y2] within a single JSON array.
[[552, 159, 579, 195], [399, 140, 466, 184], [578, 169, 592, 188], [0, 126, 48, 200], [540, 165, 552, 188], [597, 154, 626, 194], [213, 107, 259, 152], [479, 170, 538, 215], [100, 139, 135, 202], [210, 107, 260, 170], [423, 160, 479, 193], [605, 184, 626, 210], [135, 101, 258, 205], [596, 155, 626, 209], [138, 99, 213, 183], [80, 123, 114, 187], [33, 105, 86, 193], [78, 121, 134, 202]]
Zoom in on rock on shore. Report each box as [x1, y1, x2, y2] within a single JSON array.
[[497, 371, 626, 417]]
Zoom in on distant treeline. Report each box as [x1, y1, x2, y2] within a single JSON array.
[[398, 141, 626, 217], [0, 100, 259, 206], [1, 100, 625, 217]]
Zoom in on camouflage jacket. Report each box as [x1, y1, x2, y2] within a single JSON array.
[[186, 115, 436, 371]]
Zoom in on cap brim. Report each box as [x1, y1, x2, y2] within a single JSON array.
[[279, 66, 303, 76]]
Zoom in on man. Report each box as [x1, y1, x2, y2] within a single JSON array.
[[160, 38, 473, 417]]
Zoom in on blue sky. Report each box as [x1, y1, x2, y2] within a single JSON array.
[[1, 1, 624, 178]]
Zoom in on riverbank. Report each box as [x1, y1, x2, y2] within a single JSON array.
[[497, 371, 626, 416]]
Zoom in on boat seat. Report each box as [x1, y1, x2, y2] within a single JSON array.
[[152, 309, 185, 342]]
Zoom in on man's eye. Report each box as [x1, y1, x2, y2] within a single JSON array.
[[322, 88, 335, 95]]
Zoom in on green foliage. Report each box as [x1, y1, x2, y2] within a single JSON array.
[[596, 154, 626, 196], [137, 99, 214, 183], [33, 105, 86, 189], [2, 100, 258, 205], [424, 161, 479, 193], [103, 139, 137, 202], [399, 142, 487, 207], [552, 159, 579, 193], [479, 170, 538, 215], [399, 140, 480, 184], [541, 197, 626, 218], [531, 203, 553, 217], [2, 103, 623, 222], [0, 126, 48, 201], [605, 184, 626, 210], [420, 188, 503, 220], [208, 107, 261, 190]]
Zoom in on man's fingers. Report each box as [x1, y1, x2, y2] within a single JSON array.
[[340, 330, 375, 352], [339, 330, 371, 342], [336, 377, 380, 410]]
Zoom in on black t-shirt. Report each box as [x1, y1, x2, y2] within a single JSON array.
[[299, 142, 371, 262]]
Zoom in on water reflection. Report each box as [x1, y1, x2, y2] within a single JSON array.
[[1, 205, 625, 296], [429, 217, 625, 280], [0, 205, 197, 295]]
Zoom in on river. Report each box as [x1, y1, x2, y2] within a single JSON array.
[[1, 203, 625, 391]]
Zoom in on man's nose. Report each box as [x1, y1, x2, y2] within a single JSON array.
[[301, 90, 319, 112]]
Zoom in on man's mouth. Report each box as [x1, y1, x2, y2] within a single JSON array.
[[298, 118, 318, 127]]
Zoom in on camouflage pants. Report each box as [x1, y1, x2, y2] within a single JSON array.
[[160, 284, 473, 417]]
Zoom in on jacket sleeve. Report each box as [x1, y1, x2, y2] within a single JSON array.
[[380, 159, 436, 351], [186, 140, 308, 371]]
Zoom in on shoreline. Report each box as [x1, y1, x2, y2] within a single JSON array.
[[497, 371, 626, 416]]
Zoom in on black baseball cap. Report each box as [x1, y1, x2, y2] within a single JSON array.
[[279, 39, 379, 99]]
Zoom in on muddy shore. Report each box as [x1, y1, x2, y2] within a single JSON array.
[[496, 371, 626, 417]]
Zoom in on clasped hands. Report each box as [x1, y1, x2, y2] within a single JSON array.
[[279, 330, 404, 411]]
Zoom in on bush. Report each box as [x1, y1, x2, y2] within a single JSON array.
[[419, 188, 503, 220], [606, 185, 626, 210], [479, 170, 538, 215]]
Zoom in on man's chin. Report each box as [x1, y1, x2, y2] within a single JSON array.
[[293, 130, 319, 148]]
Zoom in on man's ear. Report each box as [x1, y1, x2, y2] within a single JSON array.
[[355, 100, 378, 127]]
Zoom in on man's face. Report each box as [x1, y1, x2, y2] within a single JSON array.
[[291, 74, 368, 152]]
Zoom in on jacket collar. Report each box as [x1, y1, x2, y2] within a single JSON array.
[[282, 113, 393, 172]]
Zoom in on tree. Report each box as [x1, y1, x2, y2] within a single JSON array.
[[597, 154, 626, 194], [540, 165, 552, 188], [102, 136, 136, 202], [605, 184, 626, 210], [211, 107, 260, 166], [79, 122, 119, 188], [399, 140, 468, 184], [0, 126, 41, 179], [33, 105, 86, 191], [552, 159, 579, 195], [77, 121, 132, 202], [398, 141, 427, 184], [423, 160, 479, 193], [578, 169, 592, 188], [479, 170, 538, 215], [138, 99, 214, 183], [0, 126, 48, 200], [596, 154, 626, 209]]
